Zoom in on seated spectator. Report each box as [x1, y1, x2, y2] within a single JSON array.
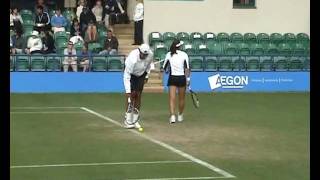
[[42, 31, 55, 54], [63, 41, 77, 72], [99, 30, 118, 55], [103, 0, 117, 29], [78, 43, 91, 72], [80, 6, 97, 42], [51, 8, 67, 33], [10, 9, 14, 30], [10, 36, 13, 54], [92, 0, 104, 25], [34, 0, 49, 13], [26, 31, 43, 54], [76, 0, 87, 21], [34, 5, 51, 33], [70, 18, 82, 37], [11, 7, 24, 33], [11, 29, 26, 54]]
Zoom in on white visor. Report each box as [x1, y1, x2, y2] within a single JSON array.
[[176, 41, 184, 47]]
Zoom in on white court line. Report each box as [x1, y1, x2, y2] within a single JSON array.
[[10, 111, 87, 114], [127, 176, 232, 180], [11, 107, 81, 109], [80, 107, 236, 178], [11, 160, 191, 169]]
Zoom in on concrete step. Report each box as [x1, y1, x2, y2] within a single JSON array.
[[144, 86, 164, 93], [114, 23, 134, 28], [147, 79, 162, 84]]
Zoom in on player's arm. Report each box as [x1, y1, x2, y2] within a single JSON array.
[[184, 53, 191, 86], [123, 56, 134, 95], [144, 52, 154, 83]]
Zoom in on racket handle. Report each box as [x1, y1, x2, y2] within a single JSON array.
[[128, 97, 131, 103]]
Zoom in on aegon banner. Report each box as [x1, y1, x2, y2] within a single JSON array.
[[163, 72, 310, 92]]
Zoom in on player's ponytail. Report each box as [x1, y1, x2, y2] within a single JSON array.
[[170, 39, 181, 56]]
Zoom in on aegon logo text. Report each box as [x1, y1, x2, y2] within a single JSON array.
[[208, 74, 249, 90]]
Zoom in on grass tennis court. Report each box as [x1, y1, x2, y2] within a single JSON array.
[[10, 93, 309, 180]]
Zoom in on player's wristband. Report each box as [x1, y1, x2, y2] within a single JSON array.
[[187, 77, 190, 82]]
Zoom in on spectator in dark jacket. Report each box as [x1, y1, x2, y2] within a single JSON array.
[[99, 30, 118, 55], [11, 29, 26, 54], [80, 6, 97, 42], [34, 5, 51, 33], [42, 31, 55, 54]]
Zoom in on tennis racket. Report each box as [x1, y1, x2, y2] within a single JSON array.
[[188, 86, 200, 108], [125, 97, 140, 125]]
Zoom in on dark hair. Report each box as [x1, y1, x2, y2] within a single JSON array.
[[37, 5, 43, 10], [170, 39, 180, 56]]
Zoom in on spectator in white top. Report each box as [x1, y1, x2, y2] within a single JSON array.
[[76, 0, 87, 21], [26, 31, 43, 54], [92, 0, 104, 25], [10, 9, 14, 29], [162, 39, 190, 124], [132, 0, 144, 45], [11, 7, 24, 33], [63, 41, 78, 72], [123, 44, 153, 129]]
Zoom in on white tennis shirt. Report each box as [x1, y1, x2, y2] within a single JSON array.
[[123, 49, 154, 93], [163, 50, 189, 76]]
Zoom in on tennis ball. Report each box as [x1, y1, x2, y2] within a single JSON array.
[[138, 127, 143, 132]]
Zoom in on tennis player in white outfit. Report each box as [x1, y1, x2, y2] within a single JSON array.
[[123, 44, 153, 129], [163, 39, 190, 123]]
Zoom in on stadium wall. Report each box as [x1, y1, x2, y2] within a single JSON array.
[[144, 0, 310, 41], [11, 72, 309, 93]]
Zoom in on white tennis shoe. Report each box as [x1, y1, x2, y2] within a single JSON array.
[[124, 120, 135, 129], [134, 122, 142, 129], [177, 113, 183, 122], [169, 115, 176, 123]]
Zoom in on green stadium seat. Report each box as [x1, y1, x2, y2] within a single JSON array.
[[56, 41, 68, 54], [154, 43, 167, 61], [183, 43, 196, 55], [31, 56, 46, 71], [217, 32, 230, 44], [74, 41, 84, 52], [219, 56, 233, 71], [204, 32, 216, 42], [46, 55, 62, 71], [54, 31, 68, 39], [108, 56, 124, 71], [296, 33, 310, 45], [10, 55, 15, 71], [20, 9, 33, 22], [49, 10, 56, 17], [239, 43, 250, 56], [265, 43, 279, 56], [63, 10, 76, 23], [230, 33, 243, 44], [270, 33, 284, 45], [278, 43, 292, 56], [208, 42, 224, 55], [23, 30, 33, 40], [273, 56, 289, 71], [244, 33, 257, 45], [91, 56, 107, 71], [23, 20, 35, 33], [292, 43, 306, 56], [15, 55, 30, 71], [163, 32, 176, 47], [190, 32, 203, 46], [88, 42, 103, 53], [204, 56, 218, 71], [232, 56, 246, 71], [283, 33, 296, 47], [176, 32, 190, 44], [304, 57, 310, 71], [246, 56, 260, 71], [98, 30, 106, 47], [288, 56, 304, 71], [250, 43, 264, 56], [224, 43, 239, 55], [198, 44, 209, 55], [257, 33, 270, 45], [189, 56, 204, 71], [149, 32, 163, 46], [260, 56, 274, 71]]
